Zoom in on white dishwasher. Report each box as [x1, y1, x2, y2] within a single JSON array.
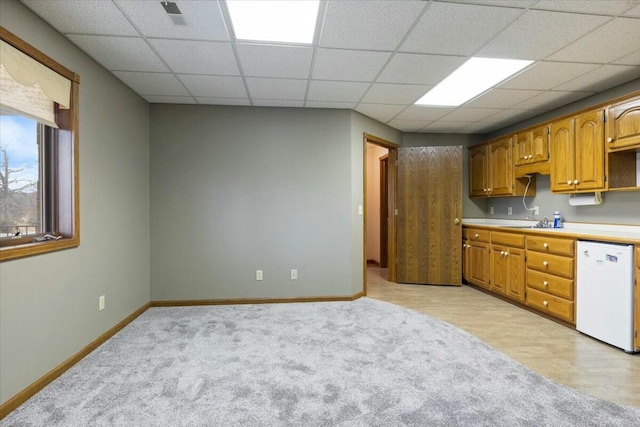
[[576, 241, 635, 353]]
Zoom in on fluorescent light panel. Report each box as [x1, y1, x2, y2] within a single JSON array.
[[227, 0, 320, 44], [415, 57, 533, 107]]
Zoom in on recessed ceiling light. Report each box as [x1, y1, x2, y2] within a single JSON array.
[[226, 0, 320, 44], [415, 57, 534, 107]]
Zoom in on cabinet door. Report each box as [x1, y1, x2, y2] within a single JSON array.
[[607, 97, 640, 151], [550, 117, 576, 192], [462, 240, 469, 281], [468, 241, 489, 289], [514, 131, 531, 166], [468, 145, 488, 197], [489, 137, 513, 195], [491, 244, 507, 295], [506, 247, 525, 303], [530, 125, 549, 164], [575, 109, 605, 191]]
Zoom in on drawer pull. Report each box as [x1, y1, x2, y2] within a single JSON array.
[[543, 243, 549, 248], [504, 252, 509, 257], [607, 137, 614, 143], [543, 261, 549, 266], [543, 280, 549, 287], [566, 180, 572, 185], [543, 301, 548, 306], [475, 233, 479, 238], [573, 179, 579, 185]]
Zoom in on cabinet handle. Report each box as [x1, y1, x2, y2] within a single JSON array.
[[543, 280, 548, 287], [607, 137, 614, 143], [475, 233, 479, 238], [543, 301, 549, 306], [543, 261, 549, 266], [543, 243, 549, 248], [504, 252, 509, 257], [528, 155, 533, 159], [566, 180, 572, 185], [573, 179, 579, 185]]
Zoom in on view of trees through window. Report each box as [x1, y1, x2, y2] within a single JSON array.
[[0, 115, 41, 237]]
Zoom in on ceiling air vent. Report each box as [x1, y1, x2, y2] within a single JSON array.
[[161, 1, 187, 25]]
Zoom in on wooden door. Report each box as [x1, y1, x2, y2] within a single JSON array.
[[396, 146, 462, 285], [491, 244, 508, 295], [468, 145, 488, 197], [550, 117, 576, 192], [506, 247, 526, 303], [607, 96, 640, 151], [575, 109, 605, 191], [530, 125, 549, 164], [489, 137, 513, 195], [468, 241, 489, 289]]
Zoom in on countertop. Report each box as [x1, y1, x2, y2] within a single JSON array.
[[462, 218, 640, 245]]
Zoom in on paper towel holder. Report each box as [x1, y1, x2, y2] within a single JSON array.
[[568, 192, 603, 206]]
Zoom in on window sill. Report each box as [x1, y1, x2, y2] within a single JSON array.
[[0, 236, 79, 262]]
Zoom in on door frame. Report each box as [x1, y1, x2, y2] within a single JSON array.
[[379, 153, 389, 268], [363, 133, 398, 294]]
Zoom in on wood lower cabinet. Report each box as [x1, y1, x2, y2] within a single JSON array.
[[525, 235, 576, 324], [635, 246, 639, 351], [466, 229, 490, 289], [490, 232, 526, 302]]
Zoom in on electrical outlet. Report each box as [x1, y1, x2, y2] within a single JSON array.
[[256, 270, 263, 281], [489, 206, 494, 215], [99, 295, 105, 311], [291, 269, 298, 280], [507, 207, 512, 215], [533, 206, 539, 216]]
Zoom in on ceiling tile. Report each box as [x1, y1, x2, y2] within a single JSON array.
[[149, 40, 239, 75], [355, 104, 406, 123], [465, 89, 542, 109], [553, 65, 640, 92], [112, 71, 189, 96], [67, 35, 168, 72], [457, 122, 499, 134], [395, 106, 453, 121], [307, 81, 370, 103], [512, 91, 594, 110], [612, 49, 640, 66], [387, 119, 432, 132], [305, 101, 357, 109], [196, 97, 250, 106], [421, 121, 474, 133], [144, 95, 196, 104], [624, 4, 640, 16], [312, 49, 392, 82], [319, 1, 426, 50], [252, 100, 305, 107], [481, 109, 545, 126], [440, 108, 503, 122], [400, 2, 522, 55], [477, 10, 609, 60], [546, 18, 640, 64], [236, 44, 313, 79], [178, 75, 247, 98], [361, 83, 431, 104], [532, 0, 639, 15], [22, 0, 138, 35], [245, 78, 307, 100], [445, 0, 538, 7], [499, 61, 600, 90], [377, 53, 467, 85], [115, 0, 229, 41]]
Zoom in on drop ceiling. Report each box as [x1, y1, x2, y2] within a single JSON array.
[[21, 0, 640, 134]]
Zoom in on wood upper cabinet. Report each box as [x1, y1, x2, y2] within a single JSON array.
[[469, 145, 489, 197], [550, 109, 605, 193], [515, 125, 549, 166], [489, 137, 513, 196], [607, 95, 640, 152]]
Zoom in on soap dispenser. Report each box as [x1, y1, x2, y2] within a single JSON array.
[[553, 211, 563, 228]]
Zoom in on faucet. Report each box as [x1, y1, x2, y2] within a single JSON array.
[[535, 217, 549, 228]]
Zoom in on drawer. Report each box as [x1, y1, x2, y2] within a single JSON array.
[[527, 235, 575, 256], [468, 229, 490, 243], [491, 231, 525, 248], [526, 269, 574, 300], [526, 288, 575, 324], [526, 251, 574, 279]]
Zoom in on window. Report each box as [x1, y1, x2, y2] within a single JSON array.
[[0, 27, 80, 261]]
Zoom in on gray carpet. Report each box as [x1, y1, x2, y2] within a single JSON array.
[[2, 297, 639, 426]]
